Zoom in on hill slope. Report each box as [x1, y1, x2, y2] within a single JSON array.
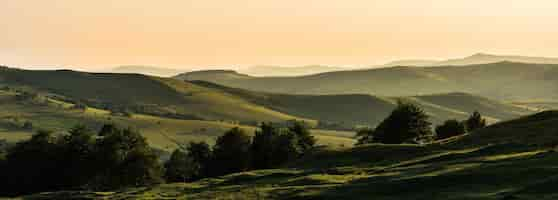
[[0, 67, 310, 124], [191, 81, 534, 129], [177, 62, 558, 101], [0, 90, 355, 151], [23, 111, 558, 200]]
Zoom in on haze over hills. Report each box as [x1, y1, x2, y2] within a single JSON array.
[[177, 61, 558, 101], [381, 53, 558, 67], [105, 53, 558, 78], [111, 65, 185, 77], [0, 66, 534, 132], [238, 65, 347, 77], [190, 81, 534, 129]]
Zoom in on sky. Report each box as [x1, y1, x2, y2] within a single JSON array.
[[2, 0, 558, 71]]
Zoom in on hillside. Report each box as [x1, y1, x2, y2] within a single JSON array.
[[191, 81, 534, 128], [0, 67, 310, 124], [177, 62, 558, 101], [0, 90, 356, 151], [22, 111, 558, 200]]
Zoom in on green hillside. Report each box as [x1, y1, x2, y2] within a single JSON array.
[[21, 111, 558, 200], [190, 81, 534, 129], [177, 62, 558, 101], [0, 90, 354, 151], [0, 67, 310, 124]]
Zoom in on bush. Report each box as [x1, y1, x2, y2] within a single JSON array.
[[465, 111, 487, 132], [435, 120, 466, 140]]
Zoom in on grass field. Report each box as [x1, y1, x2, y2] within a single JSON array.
[[0, 90, 354, 151]]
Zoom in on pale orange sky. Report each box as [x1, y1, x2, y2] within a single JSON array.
[[2, 0, 558, 70]]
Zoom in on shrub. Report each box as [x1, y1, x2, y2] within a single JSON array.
[[435, 119, 466, 140]]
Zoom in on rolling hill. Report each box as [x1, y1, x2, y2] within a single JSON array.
[[0, 66, 535, 132], [190, 81, 534, 129], [177, 61, 558, 101], [0, 89, 356, 151], [0, 67, 310, 125]]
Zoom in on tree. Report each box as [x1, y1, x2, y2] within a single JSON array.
[[288, 121, 315, 152], [1, 130, 63, 196], [251, 123, 302, 169], [93, 127, 163, 189], [435, 120, 466, 140], [212, 127, 252, 176], [358, 101, 432, 144], [251, 123, 277, 169], [59, 125, 96, 187], [465, 111, 486, 132], [186, 141, 212, 179], [164, 149, 190, 182]]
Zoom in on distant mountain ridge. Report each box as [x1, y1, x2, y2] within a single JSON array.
[[176, 61, 558, 101], [238, 65, 346, 77], [382, 53, 558, 67], [111, 65, 185, 77]]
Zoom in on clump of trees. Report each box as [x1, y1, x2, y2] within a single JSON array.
[[358, 101, 433, 144], [0, 120, 316, 196], [0, 125, 163, 196], [357, 101, 488, 144], [164, 121, 315, 183]]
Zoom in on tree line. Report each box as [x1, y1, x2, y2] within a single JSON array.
[[0, 122, 315, 196], [357, 101, 487, 144]]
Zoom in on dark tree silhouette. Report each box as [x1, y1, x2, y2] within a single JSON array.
[[465, 111, 487, 132], [164, 149, 191, 183], [92, 127, 163, 189], [435, 119, 466, 140], [358, 101, 432, 144], [251, 123, 302, 169], [211, 127, 252, 176], [186, 141, 212, 179], [288, 121, 315, 152]]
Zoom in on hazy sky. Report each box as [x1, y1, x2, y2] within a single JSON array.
[[3, 0, 558, 70]]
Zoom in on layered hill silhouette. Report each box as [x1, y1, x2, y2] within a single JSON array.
[[190, 81, 533, 128], [177, 62, 558, 101], [111, 65, 184, 77], [0, 67, 305, 124], [382, 53, 558, 67], [0, 66, 533, 131], [239, 65, 346, 77]]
